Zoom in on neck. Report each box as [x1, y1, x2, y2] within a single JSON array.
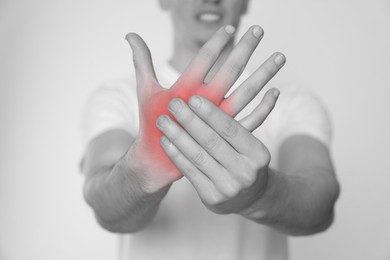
[[169, 33, 235, 81]]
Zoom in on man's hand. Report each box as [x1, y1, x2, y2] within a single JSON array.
[[126, 25, 285, 194], [157, 94, 279, 214]]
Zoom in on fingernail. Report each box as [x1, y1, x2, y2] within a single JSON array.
[[160, 136, 171, 147], [273, 89, 280, 98], [168, 99, 183, 115], [274, 53, 286, 66], [225, 25, 236, 35], [189, 96, 202, 109], [156, 115, 170, 128], [252, 26, 264, 39]]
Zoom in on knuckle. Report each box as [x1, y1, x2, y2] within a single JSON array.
[[245, 84, 260, 101], [262, 100, 274, 113], [169, 127, 182, 141], [241, 174, 257, 189], [262, 147, 271, 164], [262, 152, 271, 166], [191, 149, 208, 166], [199, 47, 217, 63], [221, 120, 239, 138], [165, 144, 179, 159], [139, 50, 151, 62], [254, 146, 271, 166], [226, 61, 244, 78], [205, 191, 225, 207], [180, 109, 195, 125], [198, 99, 213, 117], [204, 132, 221, 151], [240, 166, 257, 185], [239, 162, 258, 187], [132, 56, 139, 68], [134, 52, 151, 68], [219, 181, 240, 199], [263, 63, 277, 78], [132, 58, 143, 75], [180, 165, 197, 179], [244, 34, 258, 48]]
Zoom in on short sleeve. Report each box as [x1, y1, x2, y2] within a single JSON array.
[[275, 87, 333, 148], [80, 79, 139, 146]]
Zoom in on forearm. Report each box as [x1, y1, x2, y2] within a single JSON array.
[[241, 168, 340, 236], [83, 154, 170, 233]]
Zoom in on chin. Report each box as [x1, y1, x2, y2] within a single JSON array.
[[193, 24, 221, 45], [194, 34, 214, 46]]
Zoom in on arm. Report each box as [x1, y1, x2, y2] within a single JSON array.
[[81, 25, 284, 233], [157, 94, 339, 236], [81, 129, 170, 233], [241, 135, 340, 235]]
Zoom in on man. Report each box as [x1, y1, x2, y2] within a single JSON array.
[[81, 0, 340, 259]]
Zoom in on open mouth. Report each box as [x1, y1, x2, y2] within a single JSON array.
[[196, 12, 223, 23]]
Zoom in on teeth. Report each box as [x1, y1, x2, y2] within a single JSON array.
[[199, 13, 221, 22]]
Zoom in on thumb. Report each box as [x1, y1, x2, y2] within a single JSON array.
[[125, 33, 159, 100]]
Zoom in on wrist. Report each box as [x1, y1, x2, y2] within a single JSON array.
[[123, 137, 173, 195], [238, 167, 276, 221]]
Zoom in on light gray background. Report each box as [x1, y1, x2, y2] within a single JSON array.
[[0, 0, 389, 259]]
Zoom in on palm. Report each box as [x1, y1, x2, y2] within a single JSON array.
[[136, 77, 223, 183]]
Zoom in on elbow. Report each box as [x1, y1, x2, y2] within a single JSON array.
[[82, 179, 159, 234], [299, 180, 341, 236], [316, 180, 341, 234], [306, 209, 336, 235], [84, 197, 148, 234], [83, 182, 145, 234], [315, 175, 340, 233], [95, 214, 128, 234], [286, 209, 336, 236], [290, 178, 341, 236], [94, 214, 146, 234]]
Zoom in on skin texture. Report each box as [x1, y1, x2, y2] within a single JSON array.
[[81, 0, 340, 235]]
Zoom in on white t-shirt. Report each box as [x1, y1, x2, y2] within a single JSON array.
[[81, 63, 332, 260]]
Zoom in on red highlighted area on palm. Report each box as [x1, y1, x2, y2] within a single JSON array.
[[138, 75, 226, 181]]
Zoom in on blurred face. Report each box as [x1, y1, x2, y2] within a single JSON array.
[[160, 0, 249, 46]]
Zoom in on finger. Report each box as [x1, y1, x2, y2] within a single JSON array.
[[175, 25, 236, 91], [239, 88, 280, 132], [160, 135, 213, 194], [220, 52, 286, 117], [160, 135, 240, 206], [125, 33, 159, 99], [188, 95, 264, 156], [201, 25, 264, 104], [156, 114, 231, 185], [167, 98, 241, 173]]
